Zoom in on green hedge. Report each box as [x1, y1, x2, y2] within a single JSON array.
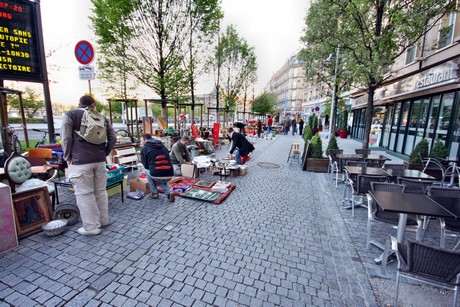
[[8, 117, 46, 124]]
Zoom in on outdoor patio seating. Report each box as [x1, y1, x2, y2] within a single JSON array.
[[391, 236, 460, 307], [383, 163, 407, 170], [348, 174, 388, 217], [355, 148, 371, 156], [427, 186, 460, 249], [397, 177, 433, 194], [366, 182, 418, 271], [327, 149, 343, 188]]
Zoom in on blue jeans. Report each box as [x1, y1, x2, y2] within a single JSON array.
[[267, 125, 272, 134], [235, 150, 243, 165], [145, 170, 171, 196]]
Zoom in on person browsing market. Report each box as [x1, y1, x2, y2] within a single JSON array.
[[169, 135, 192, 176], [227, 127, 255, 165], [61, 95, 117, 236]]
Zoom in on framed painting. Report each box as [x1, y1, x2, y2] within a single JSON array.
[[181, 189, 220, 202], [13, 186, 52, 239]]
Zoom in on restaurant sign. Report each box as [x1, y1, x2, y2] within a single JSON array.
[[0, 0, 45, 81], [415, 64, 458, 89]]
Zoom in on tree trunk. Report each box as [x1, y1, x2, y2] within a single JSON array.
[[362, 86, 376, 149]]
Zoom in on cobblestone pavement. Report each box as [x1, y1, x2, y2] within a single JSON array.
[[0, 133, 456, 306]]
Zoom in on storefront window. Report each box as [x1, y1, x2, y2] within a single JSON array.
[[404, 98, 430, 155], [426, 95, 441, 145], [449, 93, 460, 161], [382, 105, 394, 149], [389, 103, 401, 151], [396, 101, 409, 153], [434, 92, 454, 143]]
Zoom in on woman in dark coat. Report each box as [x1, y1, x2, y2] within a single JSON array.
[[298, 118, 305, 136]]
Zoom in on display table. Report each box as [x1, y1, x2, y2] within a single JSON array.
[[52, 178, 124, 208]]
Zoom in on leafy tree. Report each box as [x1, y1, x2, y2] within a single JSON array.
[[301, 0, 451, 148], [90, 0, 138, 101], [218, 25, 257, 112], [252, 92, 275, 115], [309, 133, 323, 158], [183, 0, 223, 124], [7, 87, 45, 118]]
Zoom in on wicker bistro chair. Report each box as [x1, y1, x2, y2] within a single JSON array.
[[328, 149, 343, 188], [365, 157, 387, 168], [348, 174, 388, 218], [342, 161, 370, 207], [391, 236, 460, 307], [383, 163, 407, 170], [355, 148, 371, 157], [427, 186, 460, 249], [397, 177, 433, 194]]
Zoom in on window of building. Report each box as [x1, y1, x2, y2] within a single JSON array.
[[382, 105, 394, 149], [405, 45, 416, 65], [396, 101, 410, 153], [438, 9, 455, 49]]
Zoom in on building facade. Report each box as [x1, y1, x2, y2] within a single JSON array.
[[264, 54, 305, 113], [348, 7, 460, 161]]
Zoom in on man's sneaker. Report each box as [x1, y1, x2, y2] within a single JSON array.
[[168, 192, 175, 203], [101, 222, 113, 229], [77, 227, 101, 236]]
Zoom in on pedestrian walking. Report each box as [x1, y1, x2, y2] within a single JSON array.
[[140, 134, 175, 202], [61, 95, 117, 236], [291, 118, 297, 135], [298, 118, 305, 136], [283, 117, 291, 135]]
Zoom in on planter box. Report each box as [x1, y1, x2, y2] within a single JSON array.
[[306, 158, 329, 173]]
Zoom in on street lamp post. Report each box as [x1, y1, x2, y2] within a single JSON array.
[[328, 47, 340, 139]]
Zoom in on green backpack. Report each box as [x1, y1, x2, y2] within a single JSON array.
[[77, 108, 107, 145]]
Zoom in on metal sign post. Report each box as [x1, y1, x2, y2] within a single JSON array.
[[75, 41, 95, 95]]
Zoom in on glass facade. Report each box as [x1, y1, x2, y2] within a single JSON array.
[[351, 90, 460, 161]]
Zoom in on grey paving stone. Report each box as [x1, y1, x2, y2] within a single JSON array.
[[65, 288, 97, 307]]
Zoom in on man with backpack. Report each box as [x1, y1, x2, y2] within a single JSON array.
[[61, 95, 117, 236]]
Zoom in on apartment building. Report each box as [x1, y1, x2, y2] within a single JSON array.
[[343, 7, 460, 161], [264, 54, 305, 113]]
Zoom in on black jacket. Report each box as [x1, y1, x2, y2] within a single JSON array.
[[140, 139, 174, 178], [229, 132, 255, 156]]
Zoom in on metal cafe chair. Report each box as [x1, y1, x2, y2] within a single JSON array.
[[355, 148, 371, 157], [383, 163, 407, 170], [427, 186, 460, 249], [391, 236, 460, 307], [327, 149, 343, 188]]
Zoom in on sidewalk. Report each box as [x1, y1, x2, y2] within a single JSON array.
[[0, 133, 454, 306]]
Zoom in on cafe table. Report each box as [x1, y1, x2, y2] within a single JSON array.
[[383, 168, 436, 182], [368, 190, 456, 243], [344, 166, 390, 177]]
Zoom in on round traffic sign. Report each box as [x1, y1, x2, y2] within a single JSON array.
[[74, 40, 95, 65]]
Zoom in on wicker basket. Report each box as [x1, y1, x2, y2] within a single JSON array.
[[42, 219, 68, 236]]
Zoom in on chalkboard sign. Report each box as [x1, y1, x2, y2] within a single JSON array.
[[0, 0, 45, 81]]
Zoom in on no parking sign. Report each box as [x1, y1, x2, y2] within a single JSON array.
[[74, 40, 95, 65]]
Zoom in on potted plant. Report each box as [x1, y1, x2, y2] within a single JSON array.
[[326, 134, 339, 156], [306, 133, 329, 172], [303, 125, 313, 142], [338, 110, 348, 138], [312, 115, 318, 134], [430, 138, 449, 161], [405, 138, 429, 171]]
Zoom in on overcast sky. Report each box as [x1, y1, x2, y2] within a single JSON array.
[[8, 0, 309, 104]]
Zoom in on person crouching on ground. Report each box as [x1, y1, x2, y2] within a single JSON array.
[[227, 127, 255, 165], [61, 95, 117, 236], [169, 136, 192, 176], [140, 134, 175, 202]]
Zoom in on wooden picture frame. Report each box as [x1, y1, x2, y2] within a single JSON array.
[[12, 186, 52, 239], [302, 141, 310, 171]]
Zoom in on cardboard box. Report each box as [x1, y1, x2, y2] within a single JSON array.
[[107, 176, 127, 197], [239, 165, 248, 176], [129, 177, 151, 194]]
